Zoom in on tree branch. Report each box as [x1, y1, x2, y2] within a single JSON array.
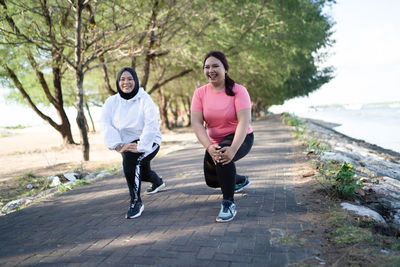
[[148, 69, 193, 95]]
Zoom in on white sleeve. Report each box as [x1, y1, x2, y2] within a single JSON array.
[[137, 96, 160, 154], [101, 97, 123, 150]]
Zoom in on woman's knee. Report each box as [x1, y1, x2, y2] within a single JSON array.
[[205, 178, 219, 188]]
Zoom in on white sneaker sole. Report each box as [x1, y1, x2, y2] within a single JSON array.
[[146, 182, 166, 195], [127, 204, 144, 219], [216, 210, 237, 223], [234, 180, 251, 193]]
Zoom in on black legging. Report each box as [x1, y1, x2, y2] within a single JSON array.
[[121, 143, 162, 203], [204, 132, 254, 202]]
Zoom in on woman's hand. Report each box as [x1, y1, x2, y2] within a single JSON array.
[[207, 144, 221, 164], [217, 146, 236, 165], [117, 143, 138, 153]]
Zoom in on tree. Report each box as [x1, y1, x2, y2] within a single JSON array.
[[0, 0, 75, 144], [0, 0, 142, 160], [1, 0, 335, 150]]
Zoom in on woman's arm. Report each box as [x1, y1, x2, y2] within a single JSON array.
[[137, 95, 160, 154], [219, 108, 251, 164], [191, 111, 213, 149], [191, 111, 220, 162]]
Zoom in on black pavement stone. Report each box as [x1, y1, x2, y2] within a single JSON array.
[[0, 115, 319, 266]]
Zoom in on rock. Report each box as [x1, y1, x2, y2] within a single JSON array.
[[63, 173, 77, 181], [96, 172, 110, 179], [46, 175, 57, 182], [49, 176, 62, 187], [341, 202, 387, 225], [2, 198, 32, 213], [83, 173, 97, 180]]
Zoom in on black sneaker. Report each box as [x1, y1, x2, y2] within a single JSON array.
[[126, 201, 144, 219], [234, 176, 251, 193], [146, 181, 166, 195]]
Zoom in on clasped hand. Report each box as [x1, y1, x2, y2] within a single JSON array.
[[119, 143, 138, 153], [208, 144, 235, 165]]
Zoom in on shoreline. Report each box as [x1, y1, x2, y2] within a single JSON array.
[[275, 104, 400, 154], [297, 116, 400, 181], [304, 117, 400, 160]]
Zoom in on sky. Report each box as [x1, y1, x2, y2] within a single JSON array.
[[271, 0, 400, 113]]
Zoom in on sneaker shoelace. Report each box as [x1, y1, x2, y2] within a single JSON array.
[[222, 202, 232, 214]]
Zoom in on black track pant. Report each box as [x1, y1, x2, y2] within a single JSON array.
[[204, 132, 254, 202], [121, 143, 162, 203]]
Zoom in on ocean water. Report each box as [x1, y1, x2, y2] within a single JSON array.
[[287, 104, 400, 153]]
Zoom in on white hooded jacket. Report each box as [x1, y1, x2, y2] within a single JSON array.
[[101, 87, 162, 155]]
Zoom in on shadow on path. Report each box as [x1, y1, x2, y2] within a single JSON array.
[[0, 115, 317, 266]]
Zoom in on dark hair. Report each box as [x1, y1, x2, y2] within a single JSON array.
[[203, 51, 235, 96], [116, 67, 139, 100]]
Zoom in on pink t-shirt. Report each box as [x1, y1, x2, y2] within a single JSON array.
[[191, 83, 253, 143]]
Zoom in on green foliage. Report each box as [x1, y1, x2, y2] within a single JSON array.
[[281, 112, 329, 155], [70, 180, 90, 189], [334, 162, 362, 198], [281, 112, 305, 127], [57, 184, 70, 193], [1, 0, 335, 129]]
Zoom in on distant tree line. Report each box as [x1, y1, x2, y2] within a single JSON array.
[[0, 0, 335, 161]]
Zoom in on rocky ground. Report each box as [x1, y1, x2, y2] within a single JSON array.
[[289, 116, 400, 266]]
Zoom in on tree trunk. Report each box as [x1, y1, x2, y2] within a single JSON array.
[[169, 99, 179, 127], [182, 93, 192, 127], [99, 55, 116, 96], [157, 89, 170, 130], [76, 73, 90, 161], [75, 0, 89, 161], [85, 99, 96, 132]]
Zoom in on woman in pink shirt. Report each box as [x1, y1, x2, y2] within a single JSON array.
[[191, 51, 254, 222]]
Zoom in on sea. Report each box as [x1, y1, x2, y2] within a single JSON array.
[[272, 103, 400, 154], [1, 96, 400, 154]]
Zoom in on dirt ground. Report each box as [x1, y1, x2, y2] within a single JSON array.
[[1, 121, 399, 266], [0, 124, 195, 203]]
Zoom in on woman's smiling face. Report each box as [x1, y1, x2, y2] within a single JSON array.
[[119, 71, 135, 93], [203, 56, 226, 86]]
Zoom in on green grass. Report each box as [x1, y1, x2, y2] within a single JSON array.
[[277, 235, 306, 246], [4, 124, 27, 129], [334, 225, 373, 246]]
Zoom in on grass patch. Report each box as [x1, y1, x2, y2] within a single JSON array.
[[0, 173, 51, 203], [277, 235, 306, 246], [281, 113, 329, 155], [334, 225, 373, 246], [70, 180, 90, 189], [103, 165, 121, 174], [4, 124, 27, 129]]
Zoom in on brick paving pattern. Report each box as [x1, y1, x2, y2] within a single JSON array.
[[0, 115, 317, 266]]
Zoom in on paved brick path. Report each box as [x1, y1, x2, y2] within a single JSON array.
[[0, 115, 318, 266]]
